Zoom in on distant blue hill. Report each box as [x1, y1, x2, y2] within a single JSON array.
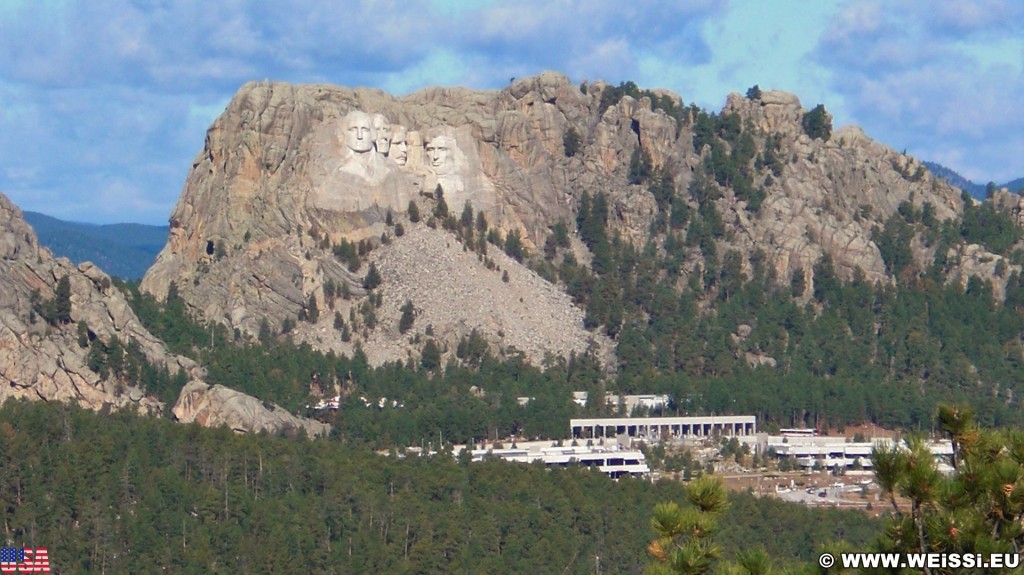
[[23, 211, 168, 280], [924, 162, 1024, 199]]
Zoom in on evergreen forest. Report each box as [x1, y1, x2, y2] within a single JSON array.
[[12, 84, 1024, 573], [0, 400, 879, 573]]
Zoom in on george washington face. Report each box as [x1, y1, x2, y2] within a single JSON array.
[[343, 111, 376, 154]]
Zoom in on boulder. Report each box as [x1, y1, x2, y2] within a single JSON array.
[[173, 380, 330, 437]]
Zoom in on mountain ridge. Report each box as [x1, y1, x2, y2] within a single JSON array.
[[6, 72, 1024, 434], [140, 73, 978, 369], [922, 161, 1024, 199], [22, 210, 168, 280]]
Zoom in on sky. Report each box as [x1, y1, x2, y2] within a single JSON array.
[[1, 0, 1022, 224]]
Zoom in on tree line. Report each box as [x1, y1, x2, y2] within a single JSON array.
[[0, 400, 878, 573]]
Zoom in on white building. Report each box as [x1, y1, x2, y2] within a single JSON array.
[[571, 391, 671, 413], [571, 415, 756, 440], [462, 441, 650, 479], [768, 436, 954, 471]]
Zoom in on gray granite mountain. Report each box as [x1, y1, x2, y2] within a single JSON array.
[[141, 73, 998, 366]]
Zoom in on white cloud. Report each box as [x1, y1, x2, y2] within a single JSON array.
[[814, 0, 1024, 182], [1, 0, 1021, 223], [926, 0, 1024, 37]]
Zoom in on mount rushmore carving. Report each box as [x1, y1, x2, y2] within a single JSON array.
[[310, 109, 496, 217]]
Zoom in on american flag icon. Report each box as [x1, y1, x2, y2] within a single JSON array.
[[0, 547, 50, 573]]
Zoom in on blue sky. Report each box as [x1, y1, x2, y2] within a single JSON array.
[[1, 0, 1022, 224]]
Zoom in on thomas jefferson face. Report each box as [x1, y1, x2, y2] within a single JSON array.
[[372, 114, 392, 155], [343, 111, 376, 154], [390, 126, 409, 166], [425, 135, 455, 174]]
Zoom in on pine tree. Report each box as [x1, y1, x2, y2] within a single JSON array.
[[645, 476, 729, 574], [790, 268, 806, 298], [258, 318, 272, 343], [420, 339, 441, 370], [398, 300, 415, 334], [475, 210, 488, 233], [801, 104, 832, 141], [503, 229, 525, 262], [460, 201, 474, 229], [77, 320, 90, 348], [88, 338, 108, 378], [362, 263, 382, 290], [865, 406, 1024, 565], [53, 275, 72, 324], [107, 335, 124, 377], [433, 185, 448, 218], [305, 294, 319, 323], [563, 126, 581, 157], [628, 146, 653, 185], [408, 200, 421, 223]]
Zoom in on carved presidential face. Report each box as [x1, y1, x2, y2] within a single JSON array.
[[391, 126, 409, 166], [425, 135, 455, 175], [372, 114, 392, 155], [343, 111, 376, 154]]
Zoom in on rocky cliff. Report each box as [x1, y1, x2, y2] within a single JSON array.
[[0, 192, 194, 411], [142, 72, 991, 366], [0, 192, 329, 435]]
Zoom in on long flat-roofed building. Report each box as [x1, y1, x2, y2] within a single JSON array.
[[571, 415, 756, 440], [769, 437, 954, 471], [464, 442, 650, 478]]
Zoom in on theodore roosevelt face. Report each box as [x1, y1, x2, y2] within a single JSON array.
[[390, 125, 409, 165]]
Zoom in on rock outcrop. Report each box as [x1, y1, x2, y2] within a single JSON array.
[[294, 224, 612, 367], [0, 192, 330, 437], [0, 192, 194, 411], [173, 380, 330, 437], [141, 73, 978, 365], [717, 93, 962, 287]]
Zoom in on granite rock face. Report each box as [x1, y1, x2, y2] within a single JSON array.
[[0, 192, 194, 412], [173, 380, 330, 437], [293, 224, 614, 368], [0, 192, 330, 437], [141, 73, 980, 365], [718, 93, 963, 287]]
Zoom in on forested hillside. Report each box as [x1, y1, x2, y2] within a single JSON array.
[[538, 187, 1024, 431], [23, 211, 167, 280], [9, 74, 1024, 573], [124, 75, 1024, 436], [112, 180, 1024, 444], [0, 400, 878, 574], [923, 161, 1024, 199]]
